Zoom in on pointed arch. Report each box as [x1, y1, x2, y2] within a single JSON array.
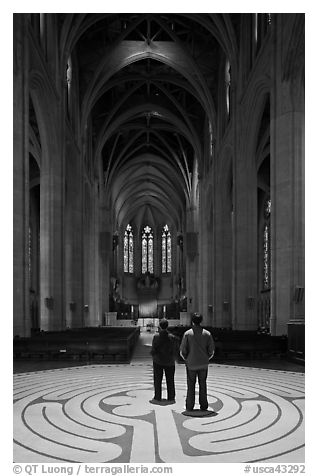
[[161, 224, 172, 274], [123, 223, 134, 273], [141, 225, 154, 274]]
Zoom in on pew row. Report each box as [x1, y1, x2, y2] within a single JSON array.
[[13, 327, 140, 363], [168, 327, 288, 361]]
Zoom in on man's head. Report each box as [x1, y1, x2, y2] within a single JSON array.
[[191, 312, 203, 326], [159, 318, 169, 330]]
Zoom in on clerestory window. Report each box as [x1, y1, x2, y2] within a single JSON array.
[[161, 224, 171, 273], [124, 224, 134, 273], [263, 199, 271, 289], [142, 226, 154, 273]]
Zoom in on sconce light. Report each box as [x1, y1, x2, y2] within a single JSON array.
[[208, 304, 213, 313], [84, 305, 89, 312], [69, 302, 76, 312], [45, 297, 54, 309]]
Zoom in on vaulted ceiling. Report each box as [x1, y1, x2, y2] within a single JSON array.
[[60, 13, 240, 230]]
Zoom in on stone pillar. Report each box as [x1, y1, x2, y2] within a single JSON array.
[[85, 183, 100, 327], [198, 190, 210, 325], [186, 256, 197, 316], [83, 182, 93, 326], [40, 165, 65, 331], [13, 15, 31, 337], [213, 191, 224, 328], [212, 171, 234, 329], [65, 139, 83, 328], [99, 202, 112, 326], [232, 152, 258, 331], [185, 214, 199, 316], [271, 14, 305, 337], [271, 106, 304, 335]]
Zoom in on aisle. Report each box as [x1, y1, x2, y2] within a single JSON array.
[[130, 329, 154, 364]]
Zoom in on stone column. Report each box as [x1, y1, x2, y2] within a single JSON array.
[[39, 163, 65, 331], [270, 14, 304, 336], [84, 183, 100, 327], [198, 189, 210, 325], [213, 187, 224, 328], [13, 15, 31, 337], [271, 100, 304, 335], [99, 200, 112, 326], [232, 148, 258, 331], [185, 206, 199, 318], [212, 172, 234, 330], [65, 139, 83, 328]]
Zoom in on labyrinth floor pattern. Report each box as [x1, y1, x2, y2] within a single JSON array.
[[13, 363, 305, 463]]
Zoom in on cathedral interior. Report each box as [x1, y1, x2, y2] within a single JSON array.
[[13, 13, 305, 464]]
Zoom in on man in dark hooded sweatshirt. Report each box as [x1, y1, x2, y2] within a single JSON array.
[[150, 318, 178, 403]]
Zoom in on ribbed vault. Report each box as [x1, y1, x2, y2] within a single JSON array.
[[60, 13, 240, 230]]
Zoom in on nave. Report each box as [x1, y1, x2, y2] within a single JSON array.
[[13, 13, 305, 464], [14, 340, 304, 463]]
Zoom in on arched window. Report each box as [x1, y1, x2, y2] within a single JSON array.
[[162, 224, 171, 273], [66, 57, 72, 118], [142, 225, 153, 273], [124, 224, 134, 273], [253, 13, 272, 57], [263, 199, 271, 289], [40, 13, 47, 56], [208, 121, 213, 159], [28, 225, 32, 284], [225, 59, 231, 117]]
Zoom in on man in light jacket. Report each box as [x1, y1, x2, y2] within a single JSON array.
[[180, 312, 215, 411]]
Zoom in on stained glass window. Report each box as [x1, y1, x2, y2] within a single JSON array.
[[124, 224, 134, 273], [162, 224, 171, 273], [142, 225, 153, 273], [208, 121, 213, 158], [225, 59, 231, 116], [263, 199, 271, 288], [66, 57, 72, 118], [253, 14, 271, 55], [28, 225, 32, 283], [264, 198, 271, 217], [263, 225, 270, 288], [254, 13, 259, 44]]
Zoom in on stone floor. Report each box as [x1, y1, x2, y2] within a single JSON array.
[[13, 331, 305, 463]]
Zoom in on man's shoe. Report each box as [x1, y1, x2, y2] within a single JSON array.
[[149, 398, 161, 404], [166, 399, 176, 404]]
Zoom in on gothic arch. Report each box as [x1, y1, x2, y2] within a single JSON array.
[[29, 71, 59, 168], [243, 79, 270, 166], [80, 42, 215, 133]]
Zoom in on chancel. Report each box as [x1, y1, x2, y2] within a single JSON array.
[[13, 13, 305, 463]]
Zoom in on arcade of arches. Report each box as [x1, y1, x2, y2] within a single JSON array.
[[13, 13, 304, 361]]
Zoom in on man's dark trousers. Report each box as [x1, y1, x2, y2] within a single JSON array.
[[186, 367, 208, 410], [153, 362, 175, 400]]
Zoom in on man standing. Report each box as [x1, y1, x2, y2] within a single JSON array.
[[180, 313, 215, 411], [150, 318, 179, 404]]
